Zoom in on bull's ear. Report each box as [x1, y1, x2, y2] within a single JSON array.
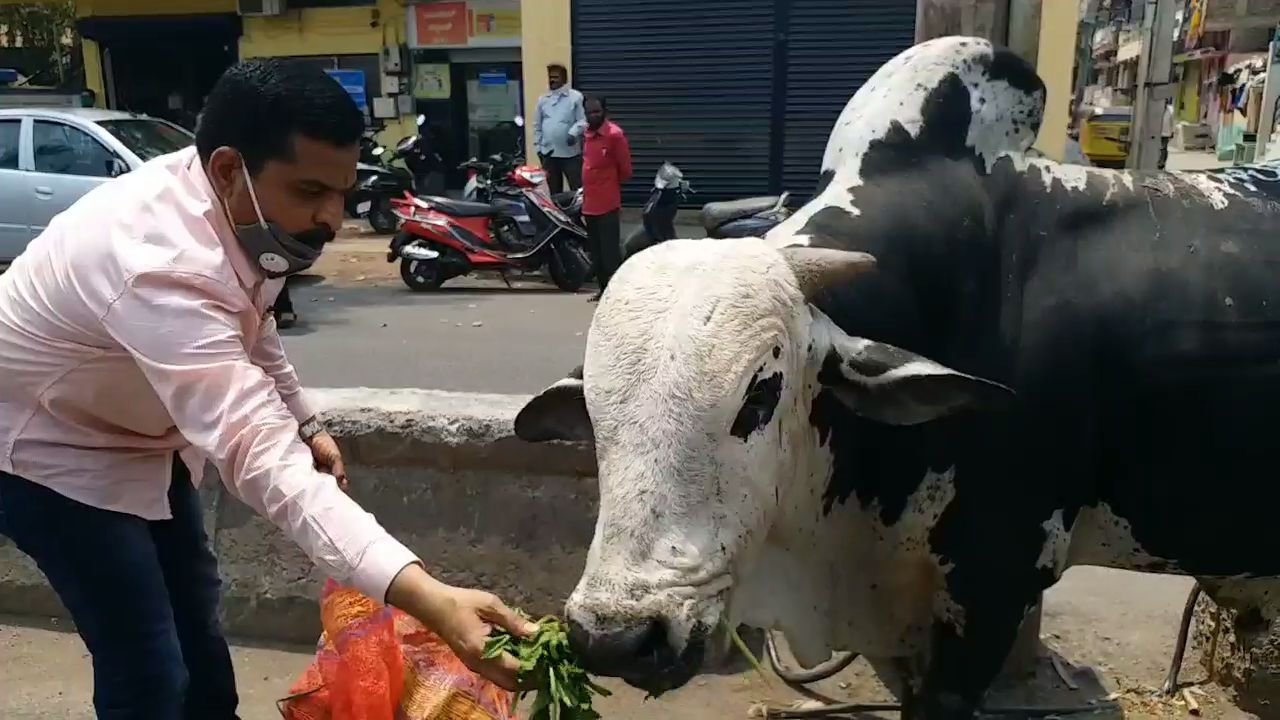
[[820, 333, 1013, 426], [514, 366, 594, 443]]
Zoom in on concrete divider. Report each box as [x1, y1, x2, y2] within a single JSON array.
[[0, 386, 1044, 682], [0, 388, 598, 644]]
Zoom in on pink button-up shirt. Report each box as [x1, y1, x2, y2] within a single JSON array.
[[0, 147, 417, 601]]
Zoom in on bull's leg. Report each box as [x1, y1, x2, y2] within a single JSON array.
[[915, 595, 1038, 719]]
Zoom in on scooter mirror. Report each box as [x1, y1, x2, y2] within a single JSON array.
[[514, 115, 525, 128]]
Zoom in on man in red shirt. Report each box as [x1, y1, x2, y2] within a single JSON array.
[[581, 95, 632, 302]]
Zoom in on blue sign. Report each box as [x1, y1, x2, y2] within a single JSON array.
[[478, 70, 508, 87], [324, 69, 368, 112]]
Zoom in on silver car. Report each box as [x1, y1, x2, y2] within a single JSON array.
[[0, 108, 195, 262]]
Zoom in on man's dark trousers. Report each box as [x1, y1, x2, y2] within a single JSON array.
[[540, 154, 583, 195], [585, 209, 622, 292], [0, 460, 240, 719]]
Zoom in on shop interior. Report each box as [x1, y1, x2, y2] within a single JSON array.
[[412, 49, 523, 190], [78, 14, 241, 131]]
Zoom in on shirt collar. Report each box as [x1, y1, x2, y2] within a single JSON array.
[[186, 149, 262, 291]]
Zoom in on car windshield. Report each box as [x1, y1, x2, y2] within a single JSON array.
[[96, 118, 193, 161]]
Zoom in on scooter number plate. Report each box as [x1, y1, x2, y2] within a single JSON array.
[[356, 200, 373, 215]]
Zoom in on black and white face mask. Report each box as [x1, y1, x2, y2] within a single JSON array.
[[227, 161, 332, 279]]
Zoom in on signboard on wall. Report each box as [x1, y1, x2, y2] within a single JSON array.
[[415, 2, 469, 47], [414, 63, 453, 99], [324, 69, 368, 113], [408, 0, 521, 49]]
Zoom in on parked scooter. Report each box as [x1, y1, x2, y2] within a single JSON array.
[[462, 152, 584, 221], [621, 162, 794, 260], [349, 153, 413, 234], [386, 164, 592, 292]]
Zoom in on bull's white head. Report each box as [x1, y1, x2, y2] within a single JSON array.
[[515, 35, 1039, 693], [516, 239, 1011, 692]]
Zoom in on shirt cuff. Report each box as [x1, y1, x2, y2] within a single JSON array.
[[282, 390, 316, 425], [350, 534, 421, 603]]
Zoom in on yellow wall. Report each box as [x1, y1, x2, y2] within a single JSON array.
[[76, 0, 235, 15], [239, 6, 389, 59], [75, 0, 415, 144], [80, 38, 104, 106], [1031, 0, 1077, 161], [1177, 62, 1200, 123], [519, 0, 571, 165]]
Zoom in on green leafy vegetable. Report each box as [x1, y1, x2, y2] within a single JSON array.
[[484, 615, 612, 720]]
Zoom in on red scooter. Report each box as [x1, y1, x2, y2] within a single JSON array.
[[387, 162, 592, 292]]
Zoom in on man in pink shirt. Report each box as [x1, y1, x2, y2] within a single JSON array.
[[0, 59, 533, 719]]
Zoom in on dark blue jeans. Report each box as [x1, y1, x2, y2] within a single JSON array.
[[0, 461, 239, 719]]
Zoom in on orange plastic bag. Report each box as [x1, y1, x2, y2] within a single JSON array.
[[279, 578, 517, 720]]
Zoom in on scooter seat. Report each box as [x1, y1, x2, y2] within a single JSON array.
[[701, 196, 782, 229], [424, 196, 496, 217]]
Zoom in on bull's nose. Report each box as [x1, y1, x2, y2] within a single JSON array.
[[567, 616, 672, 677]]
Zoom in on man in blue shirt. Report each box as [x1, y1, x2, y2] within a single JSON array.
[[533, 64, 586, 195]]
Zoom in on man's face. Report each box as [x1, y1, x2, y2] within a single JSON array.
[[585, 101, 605, 129], [548, 68, 565, 90], [209, 135, 357, 246]]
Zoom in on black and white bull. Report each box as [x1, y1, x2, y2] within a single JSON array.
[[513, 36, 1280, 718]]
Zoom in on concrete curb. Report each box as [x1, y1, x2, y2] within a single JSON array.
[[0, 388, 598, 644]]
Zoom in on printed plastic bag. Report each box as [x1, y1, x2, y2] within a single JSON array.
[[279, 578, 517, 720]]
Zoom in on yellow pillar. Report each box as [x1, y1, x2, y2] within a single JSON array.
[[81, 38, 105, 107], [1031, 0, 1077, 161], [519, 0, 571, 166]]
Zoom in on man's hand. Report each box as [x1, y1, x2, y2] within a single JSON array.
[[387, 564, 537, 690], [305, 431, 348, 491]]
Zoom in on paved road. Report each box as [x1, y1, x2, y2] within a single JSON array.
[[3, 569, 1248, 720], [282, 221, 706, 394], [280, 279, 595, 394]]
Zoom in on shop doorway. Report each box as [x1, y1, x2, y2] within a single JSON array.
[[412, 50, 522, 191], [80, 14, 241, 131], [457, 62, 523, 161]]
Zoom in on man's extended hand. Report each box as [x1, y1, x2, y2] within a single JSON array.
[[387, 564, 537, 690], [306, 431, 348, 491]]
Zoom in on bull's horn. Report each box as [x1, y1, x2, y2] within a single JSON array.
[[781, 246, 878, 299]]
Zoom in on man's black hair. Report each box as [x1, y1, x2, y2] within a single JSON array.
[[584, 94, 608, 114], [547, 63, 568, 76], [196, 58, 365, 174]]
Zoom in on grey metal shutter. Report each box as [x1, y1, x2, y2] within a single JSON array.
[[571, 0, 776, 204], [781, 1, 916, 199]]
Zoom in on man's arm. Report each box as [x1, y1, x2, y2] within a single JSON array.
[[568, 91, 587, 142], [615, 129, 634, 183], [101, 269, 415, 601], [251, 309, 313, 424], [532, 95, 545, 152]]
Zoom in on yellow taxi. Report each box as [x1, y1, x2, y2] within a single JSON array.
[[1077, 105, 1133, 168]]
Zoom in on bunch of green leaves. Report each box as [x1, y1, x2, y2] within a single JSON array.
[[483, 615, 612, 720]]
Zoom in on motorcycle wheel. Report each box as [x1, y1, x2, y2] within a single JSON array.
[[547, 242, 591, 293], [400, 257, 444, 291], [622, 226, 657, 261], [368, 198, 399, 235]]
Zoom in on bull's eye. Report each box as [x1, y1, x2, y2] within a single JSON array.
[[730, 371, 783, 441]]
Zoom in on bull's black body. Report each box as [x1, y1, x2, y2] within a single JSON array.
[[801, 68, 1280, 716]]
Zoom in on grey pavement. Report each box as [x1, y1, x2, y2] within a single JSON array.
[[3, 569, 1252, 719], [280, 279, 595, 394], [280, 221, 704, 394]]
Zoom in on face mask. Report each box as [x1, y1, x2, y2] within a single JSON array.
[[229, 162, 334, 279]]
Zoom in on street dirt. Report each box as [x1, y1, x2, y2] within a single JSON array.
[[0, 568, 1259, 719]]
